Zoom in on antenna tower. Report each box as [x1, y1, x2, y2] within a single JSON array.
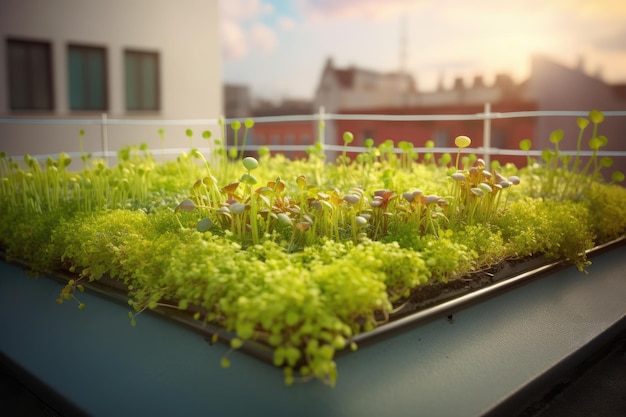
[[400, 17, 407, 74]]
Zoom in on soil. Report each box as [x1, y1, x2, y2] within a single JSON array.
[[390, 255, 550, 320]]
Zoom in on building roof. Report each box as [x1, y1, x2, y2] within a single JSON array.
[[252, 99, 314, 117], [320, 57, 417, 92]]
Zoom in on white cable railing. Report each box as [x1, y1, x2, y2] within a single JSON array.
[[2, 104, 626, 164]]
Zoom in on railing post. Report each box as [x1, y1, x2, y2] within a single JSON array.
[[483, 102, 491, 168], [318, 105, 326, 147], [101, 113, 109, 166]]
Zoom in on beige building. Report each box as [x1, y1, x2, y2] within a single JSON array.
[[409, 74, 520, 107], [0, 0, 222, 162], [313, 57, 416, 148], [313, 57, 525, 148], [314, 57, 417, 113]]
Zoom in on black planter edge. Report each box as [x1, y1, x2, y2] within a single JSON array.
[[345, 235, 626, 349], [1, 235, 624, 368]]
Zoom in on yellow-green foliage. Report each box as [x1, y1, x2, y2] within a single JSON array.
[[583, 182, 626, 242], [1, 114, 624, 388], [494, 198, 594, 271], [455, 225, 508, 268]]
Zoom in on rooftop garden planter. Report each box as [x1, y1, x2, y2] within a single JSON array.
[[1, 111, 625, 387]]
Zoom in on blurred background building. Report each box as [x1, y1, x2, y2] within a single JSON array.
[[224, 54, 626, 173]]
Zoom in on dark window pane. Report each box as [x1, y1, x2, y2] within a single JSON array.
[[141, 55, 157, 109], [68, 48, 84, 109], [30, 44, 52, 108], [125, 50, 159, 111], [87, 50, 105, 109], [68, 45, 107, 111], [125, 53, 138, 109], [434, 130, 449, 147], [7, 39, 53, 110]]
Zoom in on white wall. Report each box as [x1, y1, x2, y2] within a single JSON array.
[[0, 0, 222, 159]]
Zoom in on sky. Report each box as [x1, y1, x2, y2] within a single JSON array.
[[220, 0, 626, 102]]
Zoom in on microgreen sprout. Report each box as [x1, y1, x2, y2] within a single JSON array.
[[448, 149, 519, 226], [186, 128, 193, 148], [158, 128, 165, 162], [230, 120, 242, 159], [340, 131, 354, 169], [423, 139, 435, 166], [78, 128, 91, 169], [519, 138, 533, 167], [240, 119, 255, 161], [454, 135, 471, 170], [398, 141, 417, 172], [526, 110, 623, 199]]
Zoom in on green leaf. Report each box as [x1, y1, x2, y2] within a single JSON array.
[[589, 109, 604, 124], [230, 338, 243, 349], [285, 311, 299, 326], [519, 138, 532, 151], [589, 136, 603, 150], [600, 157, 613, 168], [549, 129, 564, 144]]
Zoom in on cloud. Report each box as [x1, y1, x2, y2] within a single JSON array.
[[220, 20, 248, 60], [250, 23, 278, 53], [220, 0, 278, 61], [278, 16, 297, 32]]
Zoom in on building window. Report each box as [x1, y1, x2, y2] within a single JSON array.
[[6, 38, 54, 111], [491, 128, 507, 149], [68, 44, 108, 111], [361, 129, 375, 146], [434, 130, 450, 148], [125, 50, 160, 111]]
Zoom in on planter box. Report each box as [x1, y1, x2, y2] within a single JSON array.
[[1, 239, 625, 417]]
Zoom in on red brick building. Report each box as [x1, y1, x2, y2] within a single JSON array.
[[248, 99, 315, 160], [335, 101, 538, 168], [250, 119, 315, 160]]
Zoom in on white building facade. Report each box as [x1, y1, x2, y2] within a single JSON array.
[[0, 0, 222, 160]]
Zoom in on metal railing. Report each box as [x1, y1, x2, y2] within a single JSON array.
[[2, 103, 626, 166]]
